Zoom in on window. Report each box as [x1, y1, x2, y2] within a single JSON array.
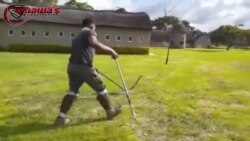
[[116, 35, 121, 41], [105, 34, 110, 41], [8, 29, 14, 36], [31, 31, 36, 37], [70, 32, 75, 38], [58, 31, 64, 37], [128, 36, 133, 42], [44, 31, 49, 37], [20, 30, 26, 36]]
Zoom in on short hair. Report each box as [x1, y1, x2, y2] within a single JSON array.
[[82, 18, 94, 27]]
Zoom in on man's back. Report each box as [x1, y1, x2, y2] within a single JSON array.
[[69, 28, 96, 67]]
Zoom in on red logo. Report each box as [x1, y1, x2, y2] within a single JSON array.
[[4, 5, 61, 27]]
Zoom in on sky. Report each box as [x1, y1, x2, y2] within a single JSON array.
[[58, 0, 250, 32]]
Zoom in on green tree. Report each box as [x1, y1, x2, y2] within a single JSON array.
[[152, 16, 195, 31], [181, 20, 195, 31], [64, 0, 93, 10], [152, 16, 179, 30], [242, 30, 250, 43], [76, 2, 93, 10], [64, 0, 77, 8], [210, 25, 242, 50], [12, 0, 57, 6]]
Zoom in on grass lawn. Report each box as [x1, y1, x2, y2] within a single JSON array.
[[0, 48, 250, 141]]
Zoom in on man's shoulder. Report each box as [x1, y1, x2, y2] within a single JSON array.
[[81, 28, 97, 36]]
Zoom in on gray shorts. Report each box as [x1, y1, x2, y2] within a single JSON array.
[[67, 63, 106, 94]]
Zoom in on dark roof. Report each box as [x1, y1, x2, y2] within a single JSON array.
[[0, 4, 151, 29], [151, 30, 171, 42]]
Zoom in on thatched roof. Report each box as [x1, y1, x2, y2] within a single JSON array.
[[0, 4, 151, 29]]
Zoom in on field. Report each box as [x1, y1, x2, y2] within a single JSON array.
[[0, 48, 250, 141]]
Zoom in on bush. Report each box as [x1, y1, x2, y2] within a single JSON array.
[[7, 44, 149, 55], [97, 47, 149, 55], [7, 44, 70, 54], [0, 46, 6, 52]]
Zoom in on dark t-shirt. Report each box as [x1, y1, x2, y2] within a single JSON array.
[[69, 28, 97, 67]]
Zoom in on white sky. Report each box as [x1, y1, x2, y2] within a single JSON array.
[[57, 0, 250, 32]]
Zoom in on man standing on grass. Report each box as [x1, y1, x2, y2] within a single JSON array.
[[54, 18, 121, 126]]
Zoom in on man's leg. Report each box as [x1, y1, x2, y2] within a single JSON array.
[[58, 91, 79, 118], [54, 64, 84, 126], [85, 68, 121, 120]]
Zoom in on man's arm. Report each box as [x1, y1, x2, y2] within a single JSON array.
[[89, 35, 118, 59]]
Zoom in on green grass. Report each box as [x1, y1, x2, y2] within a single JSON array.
[[0, 48, 250, 141]]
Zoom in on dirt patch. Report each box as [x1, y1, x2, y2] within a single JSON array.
[[231, 62, 250, 71], [198, 99, 245, 112], [229, 103, 245, 109]]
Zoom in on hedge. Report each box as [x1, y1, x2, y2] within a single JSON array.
[[7, 44, 149, 55], [0, 46, 6, 52], [7, 44, 70, 54]]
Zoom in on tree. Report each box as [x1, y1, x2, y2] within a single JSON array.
[[11, 0, 57, 6], [64, 0, 93, 10], [181, 20, 195, 31], [64, 0, 77, 8], [152, 16, 179, 30], [210, 25, 241, 50], [76, 2, 93, 10], [116, 8, 127, 12], [241, 30, 250, 43], [152, 16, 195, 32]]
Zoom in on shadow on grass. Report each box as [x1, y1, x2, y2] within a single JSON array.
[[0, 122, 53, 138], [0, 117, 107, 138]]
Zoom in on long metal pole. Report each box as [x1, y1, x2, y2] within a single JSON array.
[[98, 71, 125, 91], [115, 59, 137, 121]]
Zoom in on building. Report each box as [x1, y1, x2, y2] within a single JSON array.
[[151, 22, 190, 48], [151, 25, 211, 48], [0, 4, 151, 48], [150, 30, 171, 47], [192, 34, 211, 48]]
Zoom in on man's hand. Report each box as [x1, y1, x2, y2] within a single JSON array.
[[110, 50, 118, 59]]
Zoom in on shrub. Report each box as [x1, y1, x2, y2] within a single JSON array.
[[7, 44, 70, 54], [7, 44, 149, 55], [0, 46, 7, 52], [96, 47, 149, 55]]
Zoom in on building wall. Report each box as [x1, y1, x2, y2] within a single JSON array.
[[171, 33, 185, 48], [97, 27, 150, 47], [0, 21, 80, 47], [150, 41, 169, 47], [194, 36, 211, 48], [0, 21, 151, 48]]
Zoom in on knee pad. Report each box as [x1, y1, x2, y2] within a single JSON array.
[[67, 91, 79, 98], [96, 89, 108, 95]]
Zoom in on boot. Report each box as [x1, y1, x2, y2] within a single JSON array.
[[106, 105, 122, 120], [54, 116, 70, 126], [54, 94, 76, 126], [96, 94, 121, 120]]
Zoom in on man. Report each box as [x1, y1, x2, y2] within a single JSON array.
[[54, 18, 121, 126]]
